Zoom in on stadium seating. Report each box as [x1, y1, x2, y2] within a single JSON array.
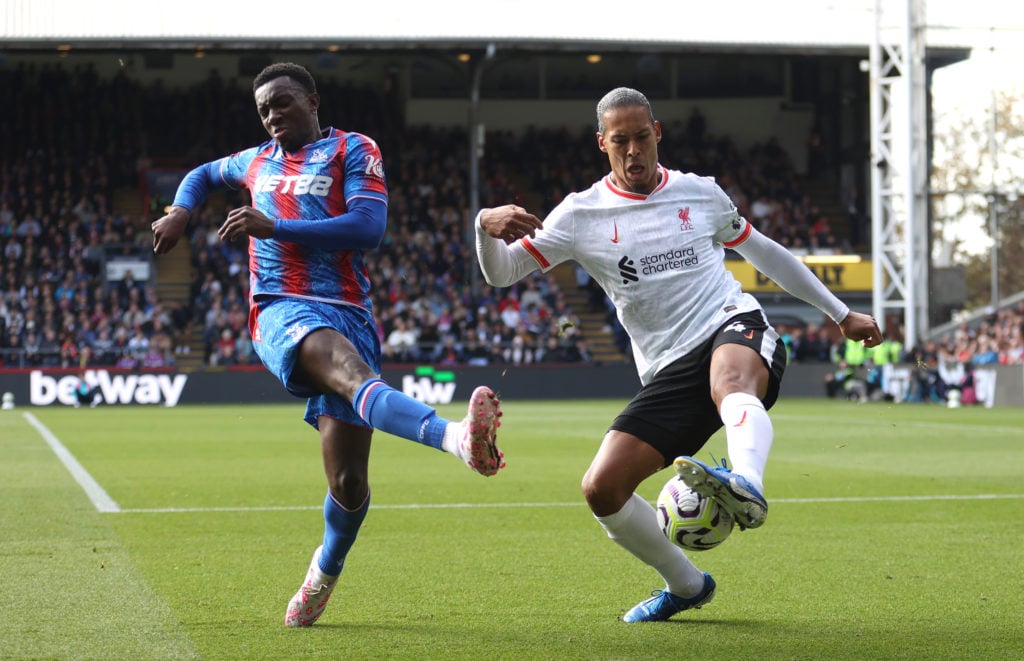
[[5, 61, 1017, 377]]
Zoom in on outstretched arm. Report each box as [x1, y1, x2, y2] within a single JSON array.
[[732, 227, 883, 347]]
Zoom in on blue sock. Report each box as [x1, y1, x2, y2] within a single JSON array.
[[352, 378, 448, 449], [318, 490, 370, 576]]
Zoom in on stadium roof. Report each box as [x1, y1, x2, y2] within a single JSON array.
[[2, 0, 976, 59]]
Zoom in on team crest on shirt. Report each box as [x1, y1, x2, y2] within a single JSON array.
[[678, 207, 693, 231], [307, 148, 331, 164]]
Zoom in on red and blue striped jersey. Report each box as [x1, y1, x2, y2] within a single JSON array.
[[215, 127, 387, 312]]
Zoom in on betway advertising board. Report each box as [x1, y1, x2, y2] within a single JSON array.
[[0, 365, 644, 408], [30, 369, 189, 407], [2, 361, 978, 407]]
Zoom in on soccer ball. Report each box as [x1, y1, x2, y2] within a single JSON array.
[[656, 476, 735, 551]]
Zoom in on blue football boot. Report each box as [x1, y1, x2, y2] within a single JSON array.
[[674, 456, 767, 530], [622, 573, 716, 623]]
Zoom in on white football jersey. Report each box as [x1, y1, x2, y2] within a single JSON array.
[[519, 165, 764, 385]]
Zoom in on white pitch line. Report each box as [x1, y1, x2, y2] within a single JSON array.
[[771, 414, 1024, 436], [24, 411, 121, 513], [118, 502, 585, 513], [20, 409, 1020, 516], [774, 493, 1024, 503], [115, 493, 1024, 514]]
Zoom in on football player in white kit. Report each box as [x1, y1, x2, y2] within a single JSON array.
[[474, 87, 883, 622]]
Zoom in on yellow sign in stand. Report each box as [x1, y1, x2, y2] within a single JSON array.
[[725, 256, 873, 293]]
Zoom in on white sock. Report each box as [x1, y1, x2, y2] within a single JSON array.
[[310, 548, 339, 588], [719, 392, 773, 493], [440, 422, 462, 457], [595, 492, 705, 598]]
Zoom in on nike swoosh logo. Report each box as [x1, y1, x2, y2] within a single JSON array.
[[611, 221, 619, 244]]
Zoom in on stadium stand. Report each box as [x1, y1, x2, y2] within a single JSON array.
[[3, 61, 1019, 384]]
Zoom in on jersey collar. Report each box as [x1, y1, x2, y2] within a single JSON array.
[[603, 164, 669, 200]]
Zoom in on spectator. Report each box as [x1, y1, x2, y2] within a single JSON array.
[[463, 337, 491, 366], [792, 322, 830, 362], [824, 359, 866, 401], [59, 331, 79, 368], [126, 325, 150, 361], [969, 334, 998, 407], [538, 335, 568, 363], [22, 331, 41, 366], [385, 316, 419, 363], [39, 328, 61, 367], [905, 340, 942, 403], [115, 350, 138, 370], [73, 371, 102, 408], [16, 213, 42, 238], [91, 326, 117, 366], [504, 329, 535, 365], [210, 328, 237, 367], [434, 334, 465, 365], [937, 343, 968, 407]]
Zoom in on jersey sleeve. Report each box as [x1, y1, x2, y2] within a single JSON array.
[[732, 226, 850, 322], [171, 147, 258, 211], [518, 198, 575, 272], [219, 148, 259, 189], [707, 179, 751, 248], [341, 133, 388, 206]]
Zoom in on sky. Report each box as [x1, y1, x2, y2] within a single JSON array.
[[929, 14, 1024, 117], [917, 1, 1024, 258], [931, 46, 1024, 257]]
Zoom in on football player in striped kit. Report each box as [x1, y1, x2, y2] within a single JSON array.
[[153, 62, 504, 627]]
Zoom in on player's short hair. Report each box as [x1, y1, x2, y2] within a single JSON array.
[[252, 62, 317, 95], [596, 87, 655, 134]]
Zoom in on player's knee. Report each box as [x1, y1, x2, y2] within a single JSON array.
[[712, 377, 766, 409], [581, 469, 629, 516], [327, 468, 368, 509]]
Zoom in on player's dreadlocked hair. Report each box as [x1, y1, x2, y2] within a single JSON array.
[[596, 87, 655, 134], [252, 62, 317, 94]]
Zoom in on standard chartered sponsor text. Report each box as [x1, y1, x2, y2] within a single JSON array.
[[639, 246, 698, 275]]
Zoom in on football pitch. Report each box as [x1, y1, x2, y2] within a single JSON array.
[[2, 398, 1022, 660]]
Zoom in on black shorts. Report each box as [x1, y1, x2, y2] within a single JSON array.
[[608, 311, 787, 466]]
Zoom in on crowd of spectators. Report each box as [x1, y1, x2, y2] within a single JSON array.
[[899, 308, 1024, 406], [2, 60, 977, 376], [819, 304, 1024, 406], [0, 64, 185, 369]]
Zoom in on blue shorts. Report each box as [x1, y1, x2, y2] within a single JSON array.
[[251, 296, 382, 430]]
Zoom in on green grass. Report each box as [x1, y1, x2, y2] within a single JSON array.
[[2, 399, 1023, 660]]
